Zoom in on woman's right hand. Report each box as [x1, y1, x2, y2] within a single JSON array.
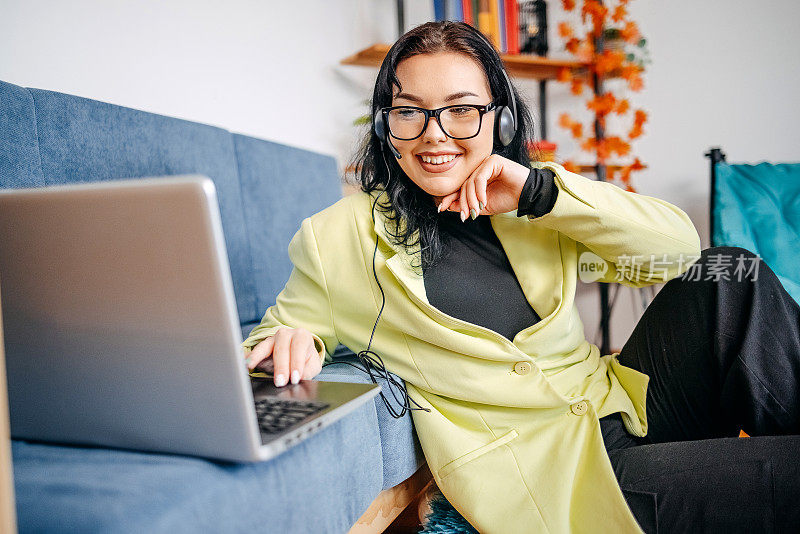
[[245, 327, 323, 387]]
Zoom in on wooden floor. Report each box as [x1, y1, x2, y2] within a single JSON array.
[[348, 463, 434, 534]]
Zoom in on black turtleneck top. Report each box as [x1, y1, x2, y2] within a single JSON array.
[[421, 167, 558, 341]]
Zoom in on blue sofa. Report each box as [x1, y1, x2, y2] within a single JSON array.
[[0, 79, 426, 533]]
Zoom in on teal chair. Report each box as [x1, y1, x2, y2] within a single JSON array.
[[706, 147, 800, 305]]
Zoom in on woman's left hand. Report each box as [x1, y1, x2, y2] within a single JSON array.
[[436, 154, 531, 220]]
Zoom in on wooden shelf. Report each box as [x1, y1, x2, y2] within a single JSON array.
[[340, 43, 591, 81], [578, 164, 647, 174]]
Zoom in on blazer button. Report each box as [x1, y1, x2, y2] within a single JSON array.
[[570, 400, 589, 416], [513, 361, 532, 375]]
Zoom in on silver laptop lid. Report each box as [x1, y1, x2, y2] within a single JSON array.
[[0, 176, 264, 461]]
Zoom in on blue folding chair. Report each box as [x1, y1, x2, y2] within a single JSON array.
[[706, 147, 800, 305]]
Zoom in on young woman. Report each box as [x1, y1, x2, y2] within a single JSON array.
[[242, 21, 800, 533]]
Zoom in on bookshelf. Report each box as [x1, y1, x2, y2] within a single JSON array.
[[341, 43, 591, 80], [339, 45, 645, 178]]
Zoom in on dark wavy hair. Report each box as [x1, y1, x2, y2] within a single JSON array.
[[348, 21, 540, 271]]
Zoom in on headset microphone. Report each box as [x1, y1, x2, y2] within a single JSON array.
[[373, 109, 402, 159], [319, 150, 430, 419], [387, 140, 402, 160]]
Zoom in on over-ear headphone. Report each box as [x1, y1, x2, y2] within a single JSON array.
[[494, 67, 518, 147], [373, 60, 519, 158]]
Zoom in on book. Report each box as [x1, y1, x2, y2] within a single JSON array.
[[449, 0, 463, 21], [498, 0, 506, 52], [434, 0, 444, 21], [504, 0, 520, 54], [462, 0, 473, 25], [477, 0, 491, 40], [488, 0, 500, 49], [435, 0, 464, 21], [478, 0, 500, 49]]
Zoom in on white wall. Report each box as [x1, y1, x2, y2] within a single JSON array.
[[2, 0, 798, 349], [546, 0, 800, 348], [0, 0, 431, 163]]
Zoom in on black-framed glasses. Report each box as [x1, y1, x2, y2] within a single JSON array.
[[381, 102, 497, 141]]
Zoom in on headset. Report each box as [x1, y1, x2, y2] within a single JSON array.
[[373, 54, 519, 158], [325, 31, 519, 419], [322, 183, 431, 419]]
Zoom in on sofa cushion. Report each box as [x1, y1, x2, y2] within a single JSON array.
[[0, 80, 257, 325], [238, 325, 425, 491], [11, 357, 425, 533], [318, 355, 426, 490], [0, 81, 46, 187], [12, 398, 384, 534], [2, 78, 426, 530], [234, 134, 341, 322]]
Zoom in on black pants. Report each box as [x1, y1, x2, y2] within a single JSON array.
[[599, 246, 800, 533]]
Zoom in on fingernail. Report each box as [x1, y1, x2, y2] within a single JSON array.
[[460, 211, 466, 222], [275, 373, 287, 387], [290, 370, 300, 384], [437, 203, 442, 213], [479, 201, 484, 211], [470, 208, 477, 220]]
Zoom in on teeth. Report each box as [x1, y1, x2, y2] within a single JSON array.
[[420, 154, 457, 164]]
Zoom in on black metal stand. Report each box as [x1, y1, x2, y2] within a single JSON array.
[[532, 0, 610, 353], [704, 147, 726, 247], [396, 0, 405, 37], [593, 1, 611, 355]]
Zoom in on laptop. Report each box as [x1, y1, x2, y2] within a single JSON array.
[[0, 176, 379, 463]]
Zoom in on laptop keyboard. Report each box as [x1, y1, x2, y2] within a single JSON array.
[[254, 397, 330, 435]]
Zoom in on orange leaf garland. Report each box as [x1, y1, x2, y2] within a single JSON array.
[[562, 160, 580, 173], [605, 136, 631, 158], [553, 0, 647, 193], [559, 114, 584, 139], [594, 49, 626, 76], [581, 0, 608, 37], [586, 92, 617, 116], [620, 165, 632, 184], [628, 109, 648, 139], [575, 39, 595, 62], [611, 5, 627, 23], [565, 37, 582, 54], [620, 21, 641, 44], [558, 113, 573, 130], [571, 78, 585, 95]]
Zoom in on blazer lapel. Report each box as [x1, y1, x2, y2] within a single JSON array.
[[371, 190, 564, 346], [369, 190, 429, 306], [488, 211, 563, 338]]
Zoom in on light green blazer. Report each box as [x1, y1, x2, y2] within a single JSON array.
[[243, 161, 702, 533]]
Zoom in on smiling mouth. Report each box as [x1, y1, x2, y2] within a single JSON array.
[[418, 154, 459, 165]]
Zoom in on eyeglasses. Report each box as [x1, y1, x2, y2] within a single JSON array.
[[381, 102, 497, 141]]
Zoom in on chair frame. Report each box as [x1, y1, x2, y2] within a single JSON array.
[[704, 147, 727, 247]]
